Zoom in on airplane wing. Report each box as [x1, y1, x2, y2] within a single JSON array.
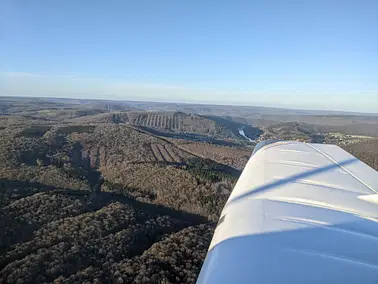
[[197, 141, 378, 284]]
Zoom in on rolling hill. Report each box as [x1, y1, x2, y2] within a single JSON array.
[[1, 97, 377, 284]]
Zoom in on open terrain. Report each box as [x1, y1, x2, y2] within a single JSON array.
[[0, 97, 377, 284]]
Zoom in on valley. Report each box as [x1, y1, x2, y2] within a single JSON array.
[[0, 97, 377, 284]]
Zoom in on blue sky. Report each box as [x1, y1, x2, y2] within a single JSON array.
[[0, 0, 377, 112]]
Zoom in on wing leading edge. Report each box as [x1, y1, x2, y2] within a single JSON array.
[[197, 141, 378, 284]]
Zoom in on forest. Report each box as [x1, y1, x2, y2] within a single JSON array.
[[0, 97, 377, 284]]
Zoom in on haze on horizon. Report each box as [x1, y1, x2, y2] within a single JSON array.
[[0, 0, 377, 113]]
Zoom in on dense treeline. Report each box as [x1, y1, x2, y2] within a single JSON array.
[[184, 158, 239, 182], [54, 223, 214, 284], [0, 127, 92, 191], [0, 192, 92, 251], [1, 205, 187, 283], [345, 138, 378, 171], [0, 191, 209, 284]]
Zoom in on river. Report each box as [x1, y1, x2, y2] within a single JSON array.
[[238, 127, 256, 143]]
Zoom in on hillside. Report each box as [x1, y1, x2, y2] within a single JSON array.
[[0, 191, 208, 283], [253, 115, 378, 137], [345, 138, 378, 171], [67, 111, 263, 145], [0, 111, 242, 283], [177, 141, 251, 171], [1, 97, 377, 284]]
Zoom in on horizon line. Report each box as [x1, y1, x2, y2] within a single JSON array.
[[1, 94, 377, 116]]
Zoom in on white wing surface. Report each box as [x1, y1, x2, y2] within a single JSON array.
[[197, 141, 378, 284]]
